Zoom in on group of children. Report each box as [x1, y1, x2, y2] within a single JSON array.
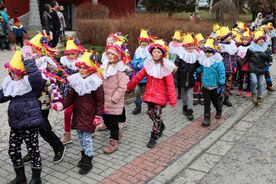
[[0, 20, 274, 183]]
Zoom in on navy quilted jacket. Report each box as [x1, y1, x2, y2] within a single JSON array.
[[0, 58, 44, 129]]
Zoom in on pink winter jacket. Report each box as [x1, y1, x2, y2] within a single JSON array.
[[103, 71, 129, 115]]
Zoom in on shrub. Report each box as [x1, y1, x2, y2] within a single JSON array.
[[76, 2, 109, 19], [76, 13, 213, 54]]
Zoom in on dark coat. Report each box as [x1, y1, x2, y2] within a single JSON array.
[[243, 48, 272, 75], [175, 56, 199, 88], [0, 59, 44, 129], [50, 11, 61, 32], [63, 86, 104, 133], [42, 12, 54, 35]]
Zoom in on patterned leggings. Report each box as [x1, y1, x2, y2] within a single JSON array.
[[9, 128, 41, 169], [238, 71, 250, 91], [225, 73, 234, 97], [147, 103, 163, 134]]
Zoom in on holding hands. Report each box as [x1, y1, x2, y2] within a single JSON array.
[[52, 102, 63, 111]]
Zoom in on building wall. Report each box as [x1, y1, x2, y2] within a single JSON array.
[[99, 0, 136, 16], [3, 0, 29, 18]]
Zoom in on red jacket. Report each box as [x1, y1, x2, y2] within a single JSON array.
[[128, 67, 176, 107]]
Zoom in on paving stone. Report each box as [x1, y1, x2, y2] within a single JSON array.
[[206, 141, 234, 156], [189, 154, 222, 173]]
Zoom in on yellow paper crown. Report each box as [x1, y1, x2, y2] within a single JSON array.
[[215, 29, 221, 38], [219, 26, 231, 38], [149, 39, 168, 58], [66, 40, 78, 51], [80, 51, 94, 68], [235, 34, 242, 43], [253, 30, 264, 39], [242, 31, 251, 38], [139, 29, 150, 39], [10, 50, 25, 71], [213, 24, 220, 32], [183, 33, 195, 46], [172, 30, 183, 41], [195, 33, 205, 42], [237, 22, 246, 30], [204, 38, 216, 50], [232, 28, 239, 36]]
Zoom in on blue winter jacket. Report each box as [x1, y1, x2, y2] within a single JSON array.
[[0, 58, 44, 129], [12, 25, 27, 37], [196, 61, 226, 88], [132, 55, 146, 84]]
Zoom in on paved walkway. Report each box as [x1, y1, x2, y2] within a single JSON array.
[[0, 49, 275, 184]]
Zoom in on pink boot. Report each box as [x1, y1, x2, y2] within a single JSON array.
[[237, 90, 242, 96], [245, 91, 251, 97]]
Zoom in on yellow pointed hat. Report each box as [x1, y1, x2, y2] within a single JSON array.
[[64, 38, 84, 55], [195, 33, 205, 43], [203, 38, 216, 51], [237, 22, 247, 30], [137, 29, 152, 43], [213, 24, 220, 32], [183, 33, 196, 46], [76, 50, 102, 76], [24, 33, 58, 56], [172, 30, 183, 41], [148, 39, 168, 58], [253, 30, 265, 40], [235, 34, 242, 43], [215, 29, 221, 39], [4, 49, 26, 75], [219, 26, 232, 38], [241, 30, 251, 40]]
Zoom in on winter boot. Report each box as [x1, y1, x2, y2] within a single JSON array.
[[193, 94, 199, 105], [223, 96, 232, 107], [29, 168, 42, 184], [199, 94, 204, 105], [245, 91, 251, 97], [10, 166, 27, 184], [147, 132, 158, 148], [132, 108, 141, 115], [157, 122, 166, 138], [202, 114, 211, 126], [186, 109, 194, 121], [252, 93, 257, 104], [215, 111, 222, 119], [79, 155, 93, 175], [77, 151, 85, 168], [103, 139, 118, 154], [257, 97, 263, 105], [183, 105, 188, 116], [61, 131, 73, 145]]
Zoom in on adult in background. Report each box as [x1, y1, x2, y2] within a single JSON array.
[[42, 4, 54, 40], [49, 0, 61, 48], [262, 11, 275, 26], [253, 12, 263, 28], [57, 5, 66, 36]]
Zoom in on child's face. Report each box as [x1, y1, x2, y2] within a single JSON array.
[[107, 52, 119, 63], [257, 38, 265, 45], [205, 51, 214, 58], [242, 39, 250, 45], [79, 66, 91, 78], [106, 38, 115, 46], [185, 45, 195, 53], [9, 71, 23, 81], [224, 35, 232, 43], [67, 53, 78, 60], [152, 48, 163, 61], [140, 41, 149, 48]]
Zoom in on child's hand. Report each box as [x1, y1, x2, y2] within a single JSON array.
[[217, 85, 225, 95], [52, 102, 63, 111], [93, 116, 103, 127]]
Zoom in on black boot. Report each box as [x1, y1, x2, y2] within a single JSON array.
[[183, 105, 188, 115], [29, 168, 42, 184], [199, 94, 204, 105], [215, 111, 222, 119], [79, 155, 93, 175], [10, 166, 27, 184], [147, 132, 158, 148], [193, 94, 199, 105], [223, 96, 232, 107], [157, 123, 166, 138], [187, 109, 194, 121], [77, 151, 85, 168], [202, 114, 210, 126], [132, 108, 141, 115], [53, 145, 66, 163]]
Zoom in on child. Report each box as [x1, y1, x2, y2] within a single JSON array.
[[132, 29, 152, 115], [12, 17, 27, 47], [128, 39, 176, 148], [101, 41, 130, 154], [60, 38, 84, 144], [175, 33, 200, 120], [242, 30, 273, 105], [237, 31, 252, 97], [22, 33, 66, 164], [193, 33, 206, 105], [218, 26, 238, 107], [196, 38, 226, 126], [1, 47, 44, 184], [53, 50, 104, 174]]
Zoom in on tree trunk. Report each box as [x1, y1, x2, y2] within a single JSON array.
[[28, 0, 41, 30], [195, 0, 200, 15]]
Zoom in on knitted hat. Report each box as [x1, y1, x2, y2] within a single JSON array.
[[172, 30, 183, 41], [64, 38, 85, 55], [105, 41, 131, 64], [4, 48, 26, 75], [148, 39, 168, 58]]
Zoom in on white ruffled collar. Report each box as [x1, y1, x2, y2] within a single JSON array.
[[219, 40, 238, 55], [60, 56, 79, 71], [135, 46, 150, 59], [35, 56, 58, 70], [101, 61, 127, 79], [237, 45, 250, 58], [198, 52, 223, 68], [67, 73, 102, 96], [2, 75, 32, 97], [169, 41, 183, 55], [177, 47, 200, 64], [144, 56, 176, 79], [101, 52, 108, 66]]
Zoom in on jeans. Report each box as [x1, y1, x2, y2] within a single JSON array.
[[77, 130, 93, 157], [134, 84, 145, 110], [250, 73, 265, 97], [181, 87, 193, 110]]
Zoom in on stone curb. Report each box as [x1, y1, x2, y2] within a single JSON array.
[[148, 88, 273, 184]]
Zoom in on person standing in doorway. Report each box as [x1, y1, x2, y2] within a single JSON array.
[[49, 0, 61, 48]]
